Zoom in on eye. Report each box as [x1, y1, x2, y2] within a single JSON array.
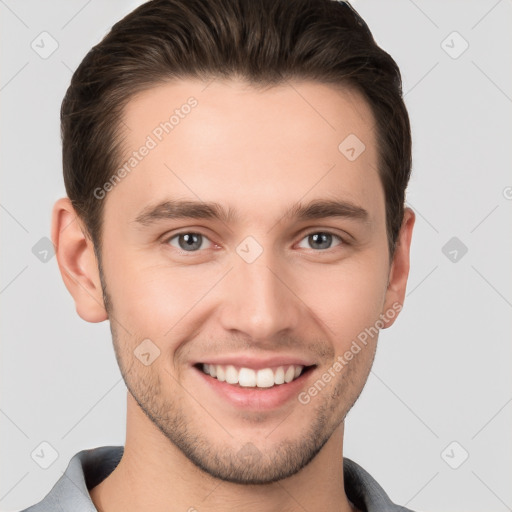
[[297, 231, 344, 251], [166, 232, 214, 252]]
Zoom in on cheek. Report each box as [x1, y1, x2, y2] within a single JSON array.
[[103, 249, 216, 338], [300, 256, 388, 347]]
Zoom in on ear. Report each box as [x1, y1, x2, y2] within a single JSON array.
[[380, 207, 415, 328], [51, 197, 108, 323]]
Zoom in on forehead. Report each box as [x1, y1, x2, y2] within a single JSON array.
[[105, 78, 383, 228]]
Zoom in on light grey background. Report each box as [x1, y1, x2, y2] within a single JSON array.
[[1, 1, 511, 511]]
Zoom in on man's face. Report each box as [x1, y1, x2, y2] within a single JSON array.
[[97, 79, 403, 483]]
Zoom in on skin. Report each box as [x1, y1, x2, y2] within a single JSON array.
[[52, 78, 415, 512]]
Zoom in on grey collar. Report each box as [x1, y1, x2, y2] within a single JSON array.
[[22, 445, 414, 512]]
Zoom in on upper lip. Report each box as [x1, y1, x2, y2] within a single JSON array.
[[194, 355, 317, 371]]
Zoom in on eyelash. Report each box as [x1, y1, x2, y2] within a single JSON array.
[[163, 230, 348, 256]]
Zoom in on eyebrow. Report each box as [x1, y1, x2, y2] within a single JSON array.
[[133, 198, 370, 227]]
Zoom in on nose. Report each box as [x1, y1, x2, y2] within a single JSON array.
[[218, 249, 302, 342]]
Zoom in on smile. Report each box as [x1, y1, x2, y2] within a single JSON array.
[[200, 363, 309, 388]]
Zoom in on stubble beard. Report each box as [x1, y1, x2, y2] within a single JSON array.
[[101, 276, 376, 485]]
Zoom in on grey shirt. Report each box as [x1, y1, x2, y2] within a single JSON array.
[[21, 446, 415, 512]]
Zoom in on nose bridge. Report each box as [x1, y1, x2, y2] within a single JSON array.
[[219, 244, 300, 340]]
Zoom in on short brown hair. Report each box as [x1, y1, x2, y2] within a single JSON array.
[[61, 0, 411, 260]]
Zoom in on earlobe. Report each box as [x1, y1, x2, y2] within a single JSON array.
[[51, 197, 108, 323], [380, 207, 415, 329]]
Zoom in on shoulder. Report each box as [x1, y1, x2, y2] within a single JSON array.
[[343, 457, 417, 512], [19, 446, 124, 512]]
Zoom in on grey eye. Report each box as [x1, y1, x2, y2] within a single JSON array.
[[168, 232, 212, 252], [297, 232, 342, 251]]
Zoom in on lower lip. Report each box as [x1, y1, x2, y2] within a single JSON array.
[[194, 366, 316, 410]]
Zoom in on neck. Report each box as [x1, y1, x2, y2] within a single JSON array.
[[90, 393, 358, 512]]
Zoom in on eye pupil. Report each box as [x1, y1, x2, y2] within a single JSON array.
[[179, 233, 202, 251], [309, 232, 332, 250]]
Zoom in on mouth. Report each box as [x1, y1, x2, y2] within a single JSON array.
[[194, 362, 317, 389]]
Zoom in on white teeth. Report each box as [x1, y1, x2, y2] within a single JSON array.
[[216, 365, 226, 382], [200, 363, 305, 388], [274, 367, 285, 385], [256, 368, 275, 388], [284, 366, 295, 383], [239, 368, 256, 387], [225, 365, 238, 384]]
